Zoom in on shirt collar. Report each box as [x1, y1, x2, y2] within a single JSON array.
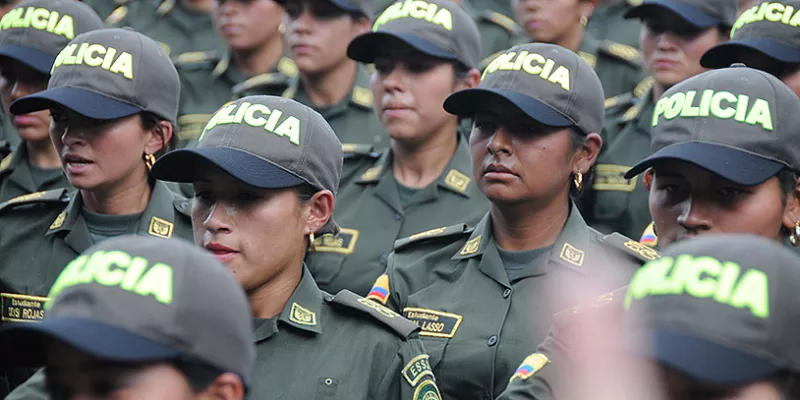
[[277, 265, 324, 335]]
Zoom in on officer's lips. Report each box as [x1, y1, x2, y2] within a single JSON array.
[[63, 153, 94, 174], [381, 101, 413, 118], [205, 242, 240, 263], [483, 163, 518, 181]]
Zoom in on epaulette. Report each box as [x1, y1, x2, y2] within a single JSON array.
[[156, 0, 175, 16], [598, 41, 642, 67], [479, 49, 506, 71], [173, 50, 217, 68], [328, 290, 419, 338], [0, 188, 70, 215], [604, 92, 633, 111], [480, 10, 524, 35], [342, 143, 379, 158], [0, 140, 9, 159], [633, 76, 654, 98], [394, 224, 472, 251], [620, 100, 643, 123], [232, 73, 292, 98], [600, 232, 660, 264], [276, 57, 299, 78], [105, 5, 128, 26], [0, 152, 12, 173]]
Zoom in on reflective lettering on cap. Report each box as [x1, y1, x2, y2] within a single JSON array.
[[732, 2, 800, 36], [373, 0, 453, 31], [481, 50, 571, 91], [652, 89, 773, 131], [200, 102, 301, 145], [0, 7, 75, 39], [51, 43, 134, 79]]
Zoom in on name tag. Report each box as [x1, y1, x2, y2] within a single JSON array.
[[593, 164, 637, 192], [312, 228, 359, 254], [403, 307, 463, 338], [1, 293, 48, 323]]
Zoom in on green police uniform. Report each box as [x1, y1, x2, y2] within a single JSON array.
[[470, 0, 514, 19], [463, 0, 527, 63], [0, 181, 193, 300], [585, 0, 643, 49], [366, 205, 653, 399], [82, 0, 129, 19], [577, 33, 648, 99], [175, 51, 298, 145], [0, 144, 71, 204], [0, 114, 17, 158], [282, 64, 389, 149], [104, 0, 226, 57], [305, 136, 489, 296]]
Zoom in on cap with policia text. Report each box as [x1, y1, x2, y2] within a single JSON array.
[[151, 95, 343, 235], [0, 0, 104, 74], [624, 234, 800, 383], [624, 65, 800, 185], [9, 28, 180, 123], [347, 0, 481, 70], [275, 0, 376, 17], [0, 235, 256, 383], [443, 43, 605, 135], [624, 0, 738, 28], [701, 0, 800, 68]]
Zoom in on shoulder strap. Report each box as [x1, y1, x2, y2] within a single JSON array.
[[394, 224, 472, 251], [0, 188, 70, 215], [600, 232, 660, 264], [173, 50, 218, 67], [480, 10, 524, 35], [329, 290, 419, 338], [341, 143, 379, 159], [598, 40, 642, 67], [604, 92, 634, 111]]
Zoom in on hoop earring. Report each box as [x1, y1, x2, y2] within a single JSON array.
[[580, 15, 588, 27], [144, 153, 156, 171], [791, 221, 800, 247], [308, 232, 316, 251], [573, 170, 583, 191]]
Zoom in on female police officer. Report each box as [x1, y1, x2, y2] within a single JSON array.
[[0, 28, 192, 301], [0, 0, 103, 203], [365, 43, 654, 399], [151, 95, 442, 399], [303, 0, 489, 297]]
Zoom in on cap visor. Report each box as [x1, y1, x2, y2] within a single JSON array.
[[444, 88, 574, 127], [624, 0, 717, 27], [650, 329, 780, 384], [348, 32, 457, 64], [624, 142, 785, 185], [152, 147, 306, 189], [0, 317, 181, 368], [10, 87, 142, 119], [701, 39, 800, 68], [0, 45, 56, 75]]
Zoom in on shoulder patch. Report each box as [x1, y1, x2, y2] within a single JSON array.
[[510, 353, 551, 382], [277, 57, 299, 78], [104, 5, 127, 25], [0, 188, 70, 215], [599, 41, 641, 67], [351, 86, 373, 108], [174, 50, 217, 66], [394, 224, 471, 251], [481, 10, 523, 35], [601, 232, 660, 264], [639, 222, 658, 247], [604, 92, 633, 110], [329, 290, 419, 338], [0, 152, 12, 173], [578, 51, 597, 69]]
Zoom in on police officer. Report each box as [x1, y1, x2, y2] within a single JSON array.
[[365, 43, 654, 399], [499, 64, 800, 400], [104, 0, 226, 58], [303, 0, 489, 297], [2, 236, 254, 400], [175, 0, 295, 145], [585, 0, 642, 49], [152, 95, 442, 399], [581, 0, 735, 241], [512, 0, 649, 99], [0, 0, 103, 204], [0, 28, 192, 302]]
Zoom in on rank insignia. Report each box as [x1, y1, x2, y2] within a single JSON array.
[[148, 217, 174, 239], [290, 302, 317, 326]]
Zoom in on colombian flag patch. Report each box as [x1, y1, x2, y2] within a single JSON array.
[[367, 274, 390, 305], [639, 222, 658, 247], [510, 353, 550, 382]]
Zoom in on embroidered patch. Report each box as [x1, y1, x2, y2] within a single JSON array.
[[49, 211, 66, 231], [407, 227, 447, 241], [624, 240, 660, 261], [403, 307, 463, 338], [459, 236, 481, 256], [443, 169, 470, 193], [361, 165, 382, 181], [593, 164, 637, 192], [510, 353, 550, 382], [1, 293, 48, 323], [277, 57, 298, 77], [413, 379, 441, 400], [312, 228, 359, 254], [352, 86, 373, 107], [402, 354, 434, 386], [578, 51, 597, 68], [148, 217, 174, 239], [0, 154, 11, 172], [357, 297, 399, 319], [289, 302, 317, 326], [639, 222, 658, 247], [367, 274, 391, 304], [559, 243, 585, 267]]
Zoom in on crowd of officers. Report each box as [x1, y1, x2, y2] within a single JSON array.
[[0, 0, 799, 399]]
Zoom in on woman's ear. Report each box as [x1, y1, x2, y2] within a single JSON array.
[[574, 132, 602, 174], [304, 190, 335, 235], [144, 120, 174, 156], [643, 169, 654, 191], [199, 372, 245, 400], [782, 176, 800, 237]]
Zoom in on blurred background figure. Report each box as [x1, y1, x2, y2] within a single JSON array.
[[585, 0, 642, 48], [81, 0, 125, 19]]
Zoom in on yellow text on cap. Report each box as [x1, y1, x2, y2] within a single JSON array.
[[481, 50, 571, 91], [373, 0, 453, 31], [732, 1, 800, 36], [624, 255, 769, 319], [0, 7, 75, 39], [52, 43, 134, 79], [200, 101, 301, 145], [653, 90, 773, 131]]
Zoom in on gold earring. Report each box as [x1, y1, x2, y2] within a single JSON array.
[[144, 153, 156, 171], [580, 15, 589, 27], [308, 232, 316, 251], [573, 171, 583, 191], [790, 221, 800, 247]]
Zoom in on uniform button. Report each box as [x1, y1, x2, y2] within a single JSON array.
[[503, 288, 512, 298], [380, 254, 388, 266], [394, 213, 402, 221], [487, 335, 498, 346], [324, 378, 334, 385]]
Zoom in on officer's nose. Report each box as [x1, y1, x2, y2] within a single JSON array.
[[676, 195, 713, 234], [9, 80, 35, 102], [655, 31, 681, 51], [380, 64, 407, 93], [202, 201, 234, 234], [486, 126, 513, 156]]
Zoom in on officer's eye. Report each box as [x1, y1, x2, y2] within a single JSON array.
[[236, 191, 262, 202], [50, 109, 67, 123], [404, 60, 437, 74], [373, 59, 395, 75]]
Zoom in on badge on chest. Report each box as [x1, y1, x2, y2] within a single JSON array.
[[403, 307, 463, 338]]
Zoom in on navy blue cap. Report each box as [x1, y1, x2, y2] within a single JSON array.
[[11, 87, 142, 120], [0, 44, 58, 75], [444, 87, 573, 127], [624, 0, 738, 28]]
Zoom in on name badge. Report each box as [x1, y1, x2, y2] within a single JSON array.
[[403, 307, 463, 338], [1, 293, 48, 323]]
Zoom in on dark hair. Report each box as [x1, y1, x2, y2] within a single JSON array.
[[777, 168, 799, 238], [139, 112, 177, 159]]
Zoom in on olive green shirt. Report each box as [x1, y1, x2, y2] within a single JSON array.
[[578, 33, 649, 100], [367, 204, 651, 399], [104, 0, 226, 57], [0, 144, 71, 204], [175, 51, 298, 145], [462, 0, 527, 64], [469, 0, 515, 19], [305, 136, 489, 296], [0, 181, 193, 299], [283, 65, 389, 149], [585, 0, 643, 50], [580, 89, 655, 240], [0, 112, 17, 157]]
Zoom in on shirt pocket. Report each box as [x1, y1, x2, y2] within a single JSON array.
[[315, 377, 340, 400]]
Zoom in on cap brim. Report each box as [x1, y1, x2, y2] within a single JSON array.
[[0, 45, 56, 75], [443, 88, 574, 127], [624, 142, 785, 185], [152, 147, 306, 189], [649, 329, 780, 384], [10, 87, 142, 119], [624, 0, 717, 27], [701, 39, 800, 68], [0, 316, 181, 368], [348, 32, 457, 64]]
